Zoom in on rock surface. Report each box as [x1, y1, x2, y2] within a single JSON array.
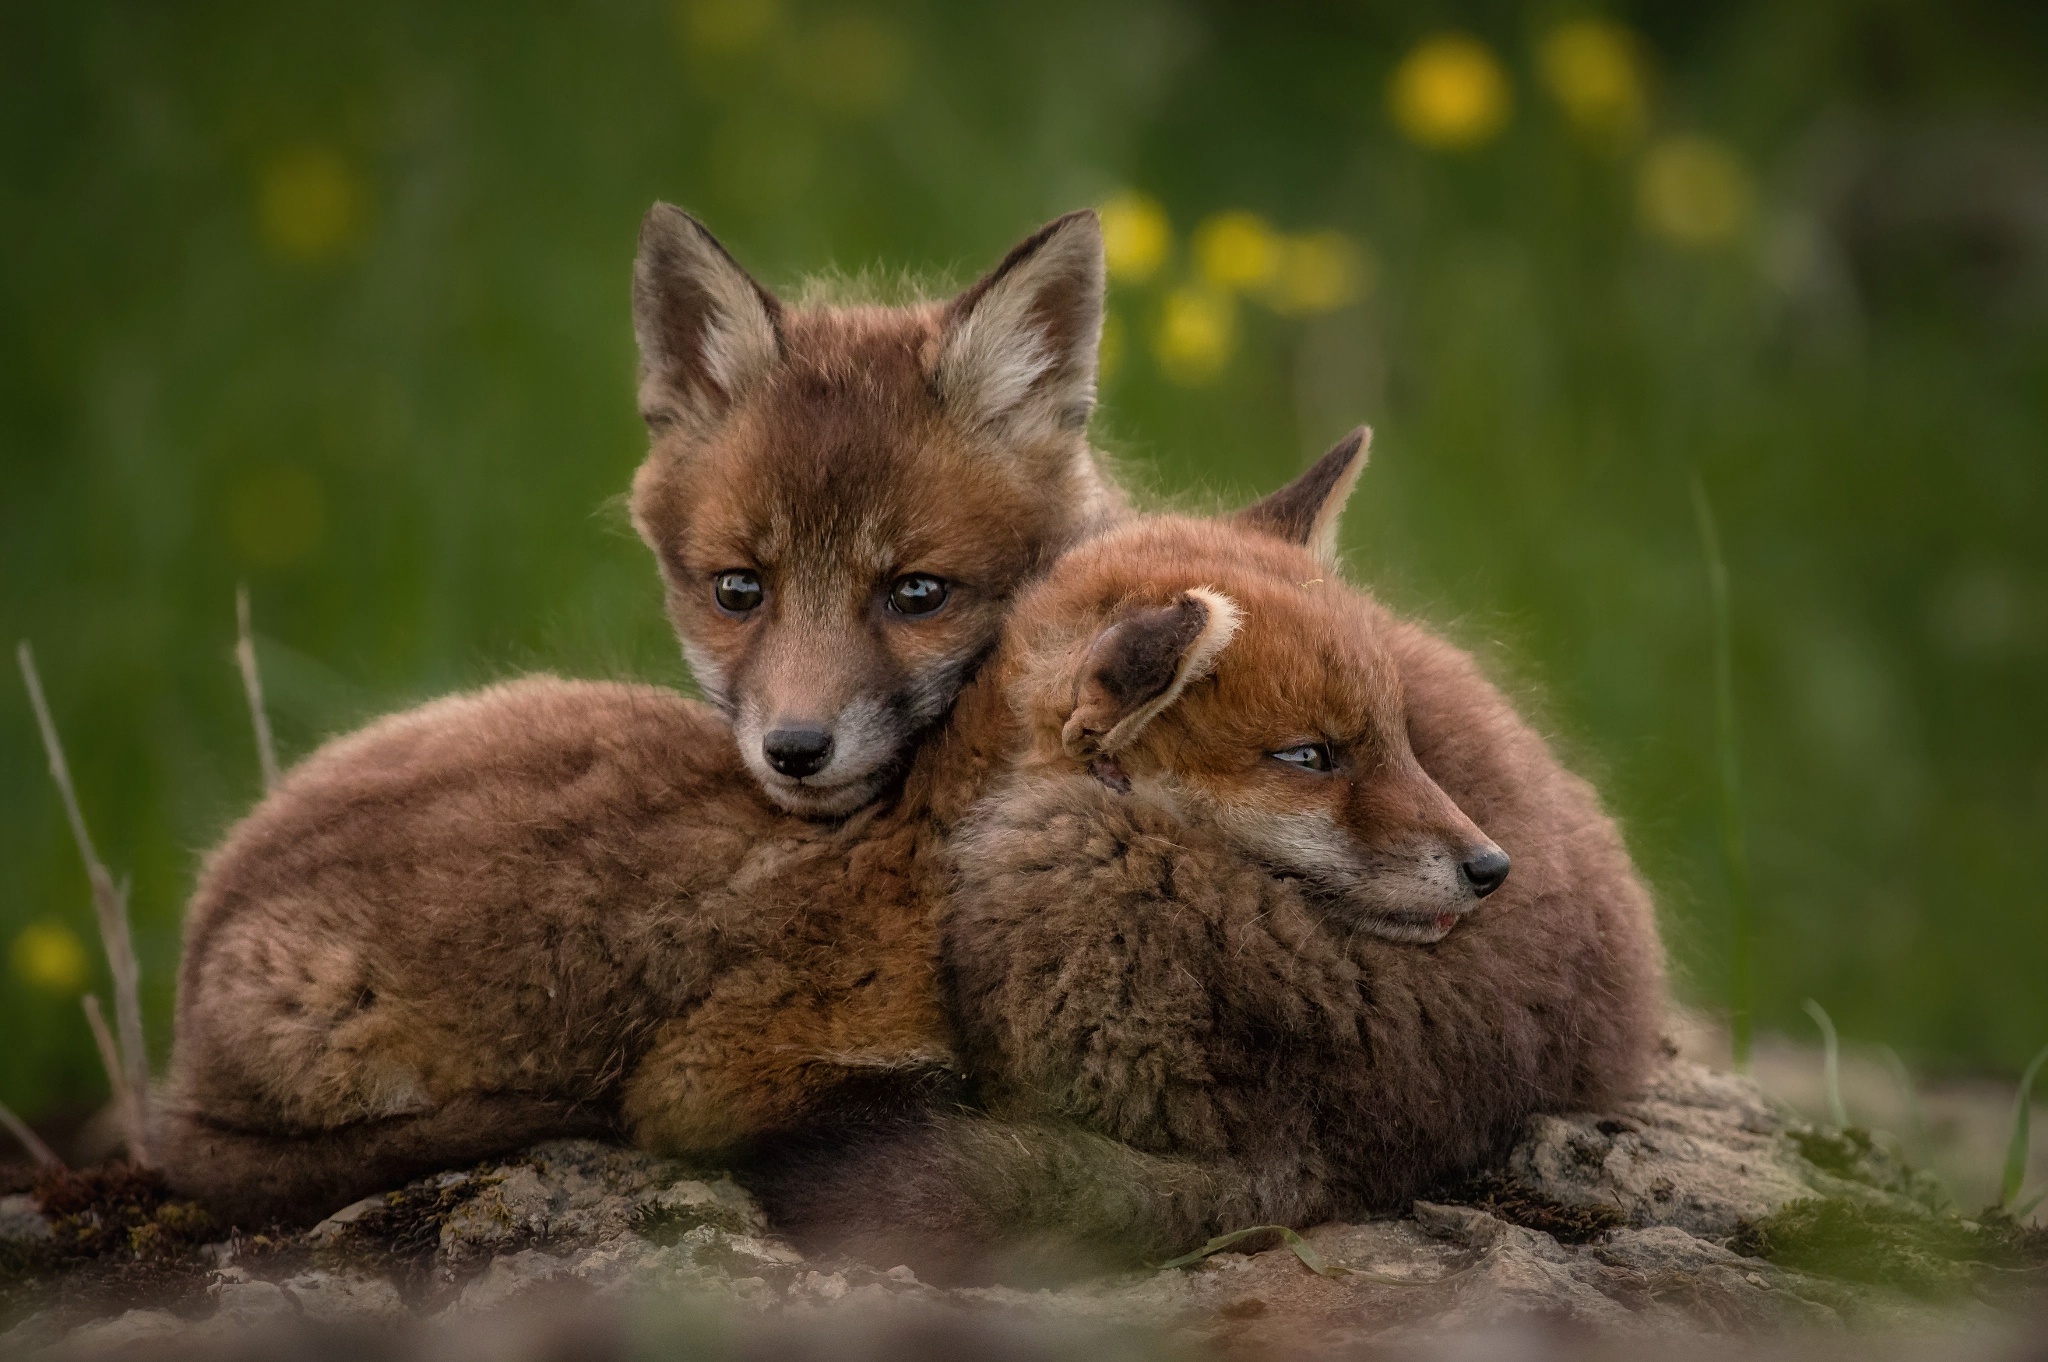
[[1, 1060, 2039, 1357]]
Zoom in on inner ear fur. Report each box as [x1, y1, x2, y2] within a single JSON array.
[[632, 203, 784, 435], [935, 210, 1105, 447], [1061, 587, 1242, 760], [1234, 425, 1372, 564]]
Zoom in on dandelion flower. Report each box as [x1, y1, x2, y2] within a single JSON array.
[[1194, 211, 1280, 291], [1389, 34, 1511, 151], [1538, 20, 1648, 143], [1100, 193, 1171, 283], [1266, 232, 1374, 314], [12, 923, 88, 994], [1153, 286, 1236, 386]]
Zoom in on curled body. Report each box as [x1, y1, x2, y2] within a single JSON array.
[[159, 678, 958, 1226], [752, 446, 1668, 1280]]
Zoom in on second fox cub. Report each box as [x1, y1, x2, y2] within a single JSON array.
[[759, 437, 1667, 1279]]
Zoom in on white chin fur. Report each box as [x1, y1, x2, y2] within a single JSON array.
[[1350, 911, 1464, 945], [735, 693, 903, 819], [756, 770, 888, 818]]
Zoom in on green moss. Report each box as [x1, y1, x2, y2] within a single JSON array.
[[1732, 1198, 2047, 1300], [628, 1199, 753, 1246]]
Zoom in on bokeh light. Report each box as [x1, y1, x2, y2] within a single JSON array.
[[1099, 192, 1171, 284], [1152, 285, 1236, 385], [1388, 34, 1512, 151], [256, 148, 369, 265], [11, 923, 88, 994], [678, 0, 781, 55], [1639, 135, 1755, 247], [1265, 231, 1373, 314], [1538, 19, 1648, 143], [1193, 211, 1281, 291]]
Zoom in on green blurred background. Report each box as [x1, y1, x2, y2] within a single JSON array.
[[3, 0, 2046, 1124]]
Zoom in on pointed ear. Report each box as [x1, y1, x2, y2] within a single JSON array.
[[1235, 426, 1372, 564], [935, 210, 1105, 445], [632, 203, 784, 435], [1062, 588, 1242, 760]]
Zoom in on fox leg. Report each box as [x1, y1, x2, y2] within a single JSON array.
[[621, 967, 957, 1157], [154, 1091, 615, 1230]]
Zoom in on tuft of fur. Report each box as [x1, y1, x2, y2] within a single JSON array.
[[629, 206, 1123, 817]]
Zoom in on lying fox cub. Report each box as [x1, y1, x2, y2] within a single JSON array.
[[758, 434, 1668, 1280], [160, 432, 1659, 1238]]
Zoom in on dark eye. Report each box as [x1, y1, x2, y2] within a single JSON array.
[[713, 570, 763, 614], [886, 574, 949, 616], [1270, 743, 1334, 773]]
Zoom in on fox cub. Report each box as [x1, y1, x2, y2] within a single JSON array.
[[754, 433, 1669, 1281], [631, 204, 1122, 816]]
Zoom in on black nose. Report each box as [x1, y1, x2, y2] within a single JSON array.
[[1459, 847, 1511, 898], [763, 726, 834, 778]]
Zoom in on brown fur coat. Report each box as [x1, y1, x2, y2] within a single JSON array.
[[751, 527, 1666, 1281]]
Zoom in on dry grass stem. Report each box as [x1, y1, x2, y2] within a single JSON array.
[[83, 993, 146, 1158], [235, 585, 280, 793], [0, 1096, 60, 1167], [18, 640, 153, 1163]]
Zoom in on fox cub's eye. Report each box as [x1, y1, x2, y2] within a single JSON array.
[[713, 570, 764, 614], [886, 574, 949, 616], [1270, 743, 1335, 772]]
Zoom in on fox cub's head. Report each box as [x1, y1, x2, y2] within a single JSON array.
[[1013, 431, 1510, 943], [630, 206, 1119, 817]]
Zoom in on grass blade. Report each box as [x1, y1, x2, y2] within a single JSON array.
[[2001, 1041, 2048, 1210], [0, 1097, 59, 1167], [18, 640, 153, 1164], [82, 993, 145, 1157], [236, 585, 281, 793], [1691, 475, 1755, 1071], [1802, 998, 1847, 1130]]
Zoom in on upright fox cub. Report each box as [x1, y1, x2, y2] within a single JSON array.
[[631, 205, 1122, 816], [160, 433, 1662, 1241]]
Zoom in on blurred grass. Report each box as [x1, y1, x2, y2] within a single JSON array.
[[3, 0, 2047, 1119]]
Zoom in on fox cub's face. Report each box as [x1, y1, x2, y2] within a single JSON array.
[[630, 207, 1118, 817], [1020, 431, 1510, 944]]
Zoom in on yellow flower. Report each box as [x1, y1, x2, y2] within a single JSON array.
[[1193, 212, 1280, 292], [1389, 34, 1511, 151], [1265, 232, 1375, 315], [1153, 286, 1236, 386], [12, 922, 89, 994], [678, 0, 781, 54], [1538, 20, 1648, 143], [256, 148, 369, 265], [1099, 192, 1171, 284], [1638, 135, 1754, 247]]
